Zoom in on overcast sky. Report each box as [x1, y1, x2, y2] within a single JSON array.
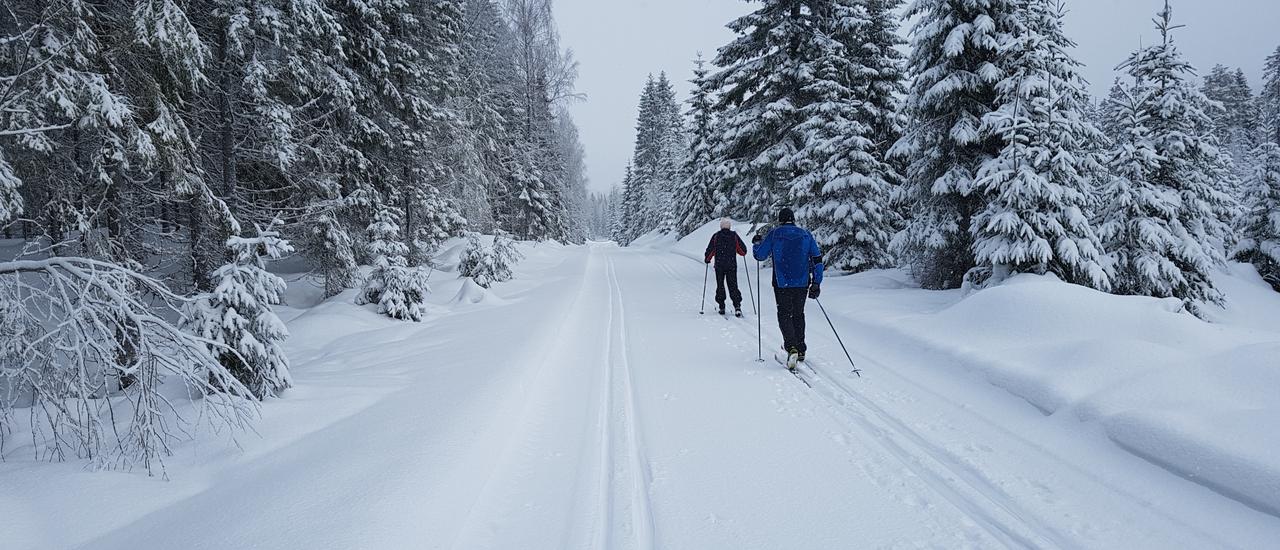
[[552, 0, 1280, 194]]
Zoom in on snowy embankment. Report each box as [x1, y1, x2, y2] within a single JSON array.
[[0, 235, 551, 550], [662, 220, 1280, 517]]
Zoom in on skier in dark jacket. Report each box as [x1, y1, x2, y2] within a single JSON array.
[[752, 207, 823, 367], [704, 218, 748, 316]]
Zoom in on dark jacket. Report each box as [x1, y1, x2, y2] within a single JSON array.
[[705, 229, 747, 271], [753, 222, 824, 289]]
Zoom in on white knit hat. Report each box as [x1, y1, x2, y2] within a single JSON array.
[[719, 218, 732, 229]]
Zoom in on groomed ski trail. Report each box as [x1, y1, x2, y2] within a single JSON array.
[[44, 241, 1280, 550]]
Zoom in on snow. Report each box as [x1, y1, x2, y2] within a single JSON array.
[[5, 229, 1280, 548]]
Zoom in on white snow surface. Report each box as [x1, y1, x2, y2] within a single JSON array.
[[4, 225, 1280, 549]]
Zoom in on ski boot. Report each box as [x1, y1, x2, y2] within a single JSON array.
[[785, 348, 800, 371], [734, 306, 743, 318], [718, 305, 726, 315]]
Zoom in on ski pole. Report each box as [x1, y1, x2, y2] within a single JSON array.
[[700, 262, 709, 315], [747, 255, 757, 363], [815, 298, 861, 377], [742, 254, 757, 317]]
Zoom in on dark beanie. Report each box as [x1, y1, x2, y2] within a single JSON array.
[[778, 207, 795, 223]]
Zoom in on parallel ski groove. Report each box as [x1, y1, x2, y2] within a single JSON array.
[[656, 253, 1057, 548], [606, 256, 658, 549]]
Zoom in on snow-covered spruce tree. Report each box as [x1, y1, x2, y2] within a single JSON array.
[[1097, 78, 1133, 144], [970, 0, 1109, 289], [624, 73, 687, 240], [891, 0, 1022, 289], [1234, 143, 1280, 290], [459, 232, 499, 287], [358, 207, 430, 322], [710, 0, 833, 223], [491, 230, 525, 284], [553, 111, 591, 244], [184, 223, 293, 399], [1260, 46, 1280, 146], [652, 74, 690, 235], [1101, 5, 1238, 313], [790, 1, 899, 272], [1202, 65, 1260, 186], [675, 54, 722, 237], [406, 185, 468, 268], [608, 183, 627, 243], [302, 200, 359, 298], [618, 161, 643, 244], [623, 76, 660, 243], [860, 0, 909, 169]]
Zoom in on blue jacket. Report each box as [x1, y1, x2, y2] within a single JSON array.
[[753, 223, 824, 289]]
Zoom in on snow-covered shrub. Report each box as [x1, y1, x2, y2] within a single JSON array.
[[459, 231, 523, 289], [301, 201, 358, 299], [491, 230, 524, 283], [183, 223, 294, 400], [458, 232, 498, 288], [1234, 143, 1280, 290], [0, 258, 256, 472], [358, 208, 430, 321]]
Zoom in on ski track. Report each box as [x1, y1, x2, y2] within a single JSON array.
[[651, 255, 1056, 547], [648, 250, 1251, 549], [447, 247, 658, 550], [603, 256, 658, 549]]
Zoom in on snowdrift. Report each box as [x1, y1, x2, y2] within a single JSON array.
[[637, 219, 764, 267], [450, 277, 505, 306]]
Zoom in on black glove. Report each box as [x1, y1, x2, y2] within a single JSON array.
[[808, 284, 820, 299], [705, 259, 711, 264], [752, 234, 763, 244]]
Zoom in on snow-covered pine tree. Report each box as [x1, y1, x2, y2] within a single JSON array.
[[618, 158, 643, 245], [608, 183, 626, 242], [553, 111, 591, 244], [491, 230, 525, 283], [861, 0, 909, 168], [459, 232, 499, 287], [891, 0, 1022, 289], [358, 207, 430, 321], [1233, 143, 1280, 290], [406, 185, 468, 267], [674, 54, 722, 237], [789, 1, 896, 272], [623, 76, 661, 243], [1202, 65, 1260, 186], [456, 0, 517, 229], [1102, 4, 1238, 313], [970, 0, 1109, 289], [1261, 46, 1280, 145], [651, 73, 690, 234], [184, 223, 294, 399], [710, 0, 834, 224], [1097, 78, 1133, 143], [302, 201, 359, 298]]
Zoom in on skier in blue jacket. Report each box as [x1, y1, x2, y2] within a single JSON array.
[[752, 207, 823, 366]]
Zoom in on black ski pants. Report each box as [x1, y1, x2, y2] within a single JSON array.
[[715, 266, 743, 308], [774, 286, 808, 353]]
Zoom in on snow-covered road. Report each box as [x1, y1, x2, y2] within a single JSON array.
[[12, 242, 1280, 549]]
